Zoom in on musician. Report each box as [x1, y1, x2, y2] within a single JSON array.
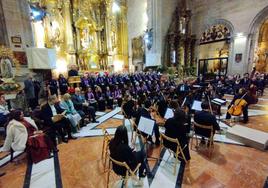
[[41, 95, 76, 144], [156, 93, 169, 118], [134, 100, 160, 145], [121, 94, 135, 118], [109, 125, 146, 182], [176, 79, 190, 98], [226, 88, 250, 123], [164, 109, 190, 161], [194, 102, 220, 143]]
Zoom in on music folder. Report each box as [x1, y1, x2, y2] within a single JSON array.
[[191, 100, 202, 111], [164, 108, 174, 119], [138, 116, 155, 136]]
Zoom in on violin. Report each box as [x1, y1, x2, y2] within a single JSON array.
[[227, 92, 248, 116]]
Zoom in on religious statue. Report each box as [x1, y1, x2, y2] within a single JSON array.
[[0, 57, 13, 78]]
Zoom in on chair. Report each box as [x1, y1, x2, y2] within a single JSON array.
[[129, 119, 145, 145], [160, 133, 187, 175], [102, 128, 112, 171], [191, 121, 214, 157], [121, 107, 131, 127], [107, 156, 141, 188]]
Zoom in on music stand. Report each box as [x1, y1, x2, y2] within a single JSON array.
[[211, 98, 226, 122], [191, 100, 202, 111], [137, 116, 159, 161], [164, 108, 174, 119]]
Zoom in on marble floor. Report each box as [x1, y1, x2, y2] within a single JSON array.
[[0, 92, 268, 188]]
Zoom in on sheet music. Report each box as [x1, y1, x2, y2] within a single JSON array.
[[138, 116, 155, 136], [191, 100, 202, 111], [164, 108, 174, 119]]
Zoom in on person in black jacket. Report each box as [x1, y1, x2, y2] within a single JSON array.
[[164, 109, 190, 161], [58, 74, 68, 95], [40, 95, 76, 144], [121, 94, 135, 118], [72, 88, 98, 123], [134, 100, 160, 145], [194, 102, 220, 140], [48, 77, 58, 96], [226, 88, 250, 123], [109, 125, 146, 180]]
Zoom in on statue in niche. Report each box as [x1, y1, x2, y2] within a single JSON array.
[[0, 56, 13, 78], [44, 8, 64, 47], [255, 48, 268, 72]]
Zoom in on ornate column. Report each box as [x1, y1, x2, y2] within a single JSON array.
[[63, 0, 76, 66], [63, 0, 75, 54]]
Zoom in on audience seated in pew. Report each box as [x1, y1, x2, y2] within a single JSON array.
[[60, 93, 82, 133], [41, 95, 76, 144], [72, 88, 98, 124], [1, 110, 55, 163], [0, 94, 10, 127]]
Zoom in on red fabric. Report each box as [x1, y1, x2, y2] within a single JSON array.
[[27, 134, 50, 163], [22, 120, 36, 137], [68, 87, 75, 94]]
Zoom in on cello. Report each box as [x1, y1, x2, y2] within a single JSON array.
[[227, 92, 248, 116]]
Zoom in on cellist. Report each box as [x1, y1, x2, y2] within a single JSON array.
[[226, 88, 250, 123]]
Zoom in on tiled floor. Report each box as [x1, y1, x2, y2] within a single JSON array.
[[0, 93, 268, 188]]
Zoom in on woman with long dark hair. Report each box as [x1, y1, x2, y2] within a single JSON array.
[[2, 109, 54, 163], [109, 125, 146, 182]]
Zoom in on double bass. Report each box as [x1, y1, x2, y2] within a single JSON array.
[[227, 92, 248, 116]]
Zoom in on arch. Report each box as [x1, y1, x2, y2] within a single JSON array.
[[247, 5, 268, 73], [203, 19, 235, 36], [248, 6, 268, 34]]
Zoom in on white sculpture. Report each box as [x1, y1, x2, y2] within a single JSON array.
[[0, 57, 13, 78]]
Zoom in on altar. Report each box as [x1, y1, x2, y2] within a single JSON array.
[[28, 0, 129, 76]]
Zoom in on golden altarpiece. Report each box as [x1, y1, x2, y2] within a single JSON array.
[[28, 0, 128, 75], [255, 19, 268, 73]]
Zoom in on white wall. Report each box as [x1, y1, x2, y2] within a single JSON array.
[[2, 0, 34, 77], [127, 0, 147, 71], [127, 0, 177, 70], [191, 0, 268, 75]]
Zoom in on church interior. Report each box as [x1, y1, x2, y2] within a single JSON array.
[[0, 0, 268, 187]]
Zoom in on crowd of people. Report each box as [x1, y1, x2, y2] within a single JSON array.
[[0, 68, 266, 180]]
